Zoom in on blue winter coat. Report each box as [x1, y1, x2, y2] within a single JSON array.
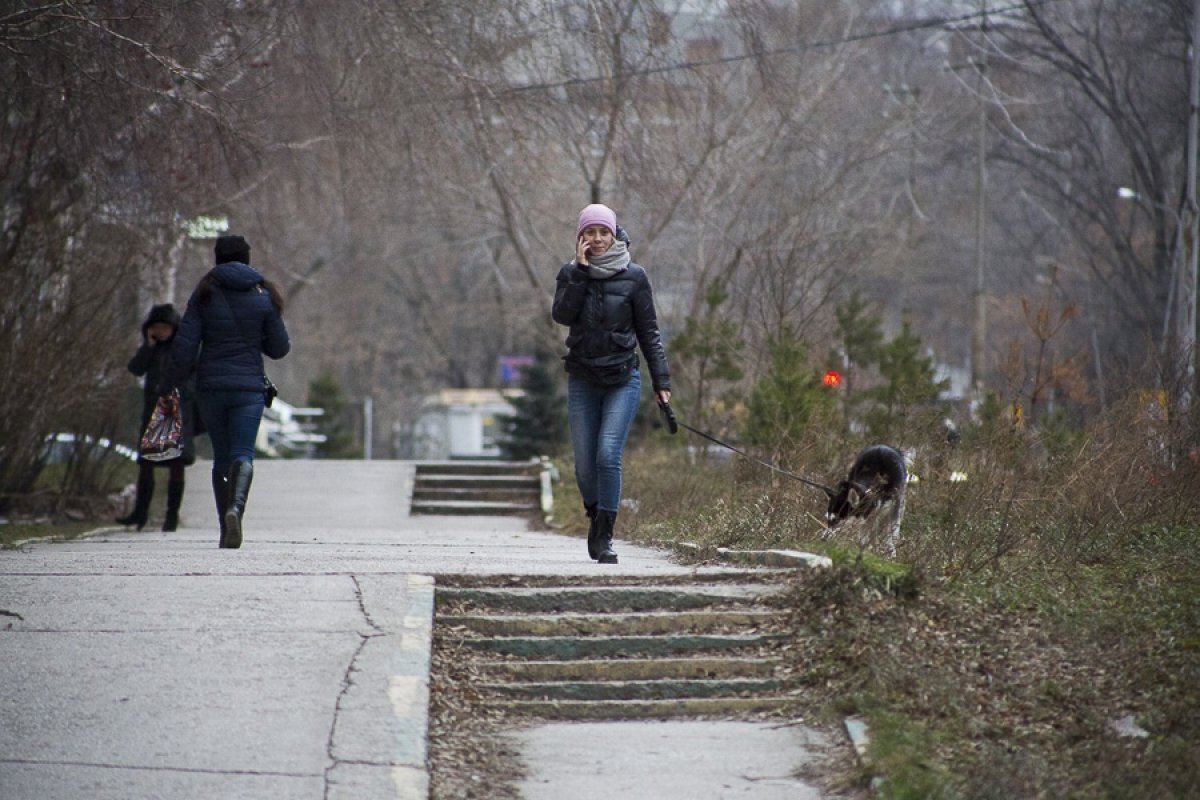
[[169, 262, 290, 393]]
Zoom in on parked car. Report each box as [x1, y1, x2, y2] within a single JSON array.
[[43, 433, 138, 464]]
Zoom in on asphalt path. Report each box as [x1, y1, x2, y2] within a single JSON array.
[[0, 460, 716, 799], [0, 459, 830, 799]]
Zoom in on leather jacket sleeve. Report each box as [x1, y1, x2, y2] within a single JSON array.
[[552, 262, 590, 325], [631, 271, 671, 392]]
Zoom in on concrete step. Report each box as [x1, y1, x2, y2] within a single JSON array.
[[439, 609, 788, 637], [481, 676, 799, 701], [413, 474, 540, 490], [463, 632, 784, 659], [410, 499, 538, 516], [436, 584, 786, 613], [412, 486, 540, 503], [411, 461, 543, 516], [433, 574, 799, 724], [415, 460, 541, 477], [480, 657, 782, 682], [492, 696, 798, 720]]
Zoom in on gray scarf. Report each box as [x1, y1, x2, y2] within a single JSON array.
[[585, 240, 631, 279]]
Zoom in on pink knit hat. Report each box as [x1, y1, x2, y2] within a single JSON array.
[[576, 203, 617, 236]]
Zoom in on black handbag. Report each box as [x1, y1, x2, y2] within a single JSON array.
[[264, 375, 279, 408], [216, 287, 278, 407]]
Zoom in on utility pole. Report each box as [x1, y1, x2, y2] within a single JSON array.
[[970, 0, 989, 402], [1178, 0, 1200, 414], [363, 396, 374, 460]]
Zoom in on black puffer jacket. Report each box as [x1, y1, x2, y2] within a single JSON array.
[[168, 262, 290, 392], [552, 260, 670, 391]]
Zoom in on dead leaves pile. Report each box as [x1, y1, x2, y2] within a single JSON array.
[[427, 630, 525, 800]]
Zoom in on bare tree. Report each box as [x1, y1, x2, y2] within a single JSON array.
[[986, 0, 1190, 378], [0, 1, 291, 508]]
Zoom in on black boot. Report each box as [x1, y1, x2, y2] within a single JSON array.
[[115, 473, 154, 530], [223, 460, 253, 550], [212, 469, 230, 547], [595, 509, 618, 564], [585, 503, 600, 560], [162, 479, 184, 532]]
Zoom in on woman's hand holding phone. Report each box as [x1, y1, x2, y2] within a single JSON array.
[[576, 234, 591, 266]]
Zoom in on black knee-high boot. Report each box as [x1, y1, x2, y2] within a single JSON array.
[[212, 469, 230, 547], [223, 460, 253, 550], [585, 503, 600, 560], [162, 479, 185, 532], [116, 471, 154, 530], [595, 509, 618, 564]]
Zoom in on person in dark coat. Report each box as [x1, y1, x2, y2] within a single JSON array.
[[167, 234, 290, 549], [552, 203, 671, 564], [116, 303, 196, 531]]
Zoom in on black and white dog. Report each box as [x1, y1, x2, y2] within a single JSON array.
[[825, 444, 908, 556]]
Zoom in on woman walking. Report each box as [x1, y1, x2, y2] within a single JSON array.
[[115, 303, 196, 531], [168, 234, 290, 549], [552, 203, 671, 563]]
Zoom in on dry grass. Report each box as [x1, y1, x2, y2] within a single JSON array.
[[549, 396, 1200, 797]]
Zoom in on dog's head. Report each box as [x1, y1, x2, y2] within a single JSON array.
[[825, 479, 865, 526]]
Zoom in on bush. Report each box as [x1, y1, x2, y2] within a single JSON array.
[[498, 350, 567, 460]]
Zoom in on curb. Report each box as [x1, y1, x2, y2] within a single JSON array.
[[665, 540, 833, 569], [389, 574, 435, 800], [844, 716, 884, 792], [9, 524, 122, 549]]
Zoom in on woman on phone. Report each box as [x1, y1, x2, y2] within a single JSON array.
[[115, 303, 197, 532], [552, 203, 671, 564]]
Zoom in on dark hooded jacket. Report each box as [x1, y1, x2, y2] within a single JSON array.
[[127, 303, 197, 463], [168, 262, 290, 393], [552, 248, 670, 392]]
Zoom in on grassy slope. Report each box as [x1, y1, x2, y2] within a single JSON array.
[[551, 439, 1200, 799]]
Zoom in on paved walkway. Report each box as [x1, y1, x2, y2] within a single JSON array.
[[0, 460, 831, 799]]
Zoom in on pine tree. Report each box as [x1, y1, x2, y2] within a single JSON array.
[[829, 291, 884, 429], [671, 279, 744, 430], [865, 320, 948, 438], [498, 350, 567, 460], [307, 372, 360, 459], [743, 327, 834, 454]]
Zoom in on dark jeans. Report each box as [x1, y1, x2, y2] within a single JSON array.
[[567, 370, 641, 512], [198, 390, 264, 474]]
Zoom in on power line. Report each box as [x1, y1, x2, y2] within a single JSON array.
[[497, 0, 1060, 97]]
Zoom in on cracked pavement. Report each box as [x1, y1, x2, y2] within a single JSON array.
[[0, 460, 707, 799]]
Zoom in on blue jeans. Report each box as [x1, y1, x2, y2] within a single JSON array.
[[568, 371, 641, 513], [198, 390, 264, 475]]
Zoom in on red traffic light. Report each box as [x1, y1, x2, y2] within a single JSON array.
[[822, 370, 842, 388]]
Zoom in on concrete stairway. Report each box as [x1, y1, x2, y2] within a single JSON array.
[[410, 460, 543, 516], [435, 574, 800, 719]]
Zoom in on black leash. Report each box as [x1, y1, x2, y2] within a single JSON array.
[[659, 402, 837, 498]]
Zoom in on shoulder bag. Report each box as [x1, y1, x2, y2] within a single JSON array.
[[140, 389, 184, 461]]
